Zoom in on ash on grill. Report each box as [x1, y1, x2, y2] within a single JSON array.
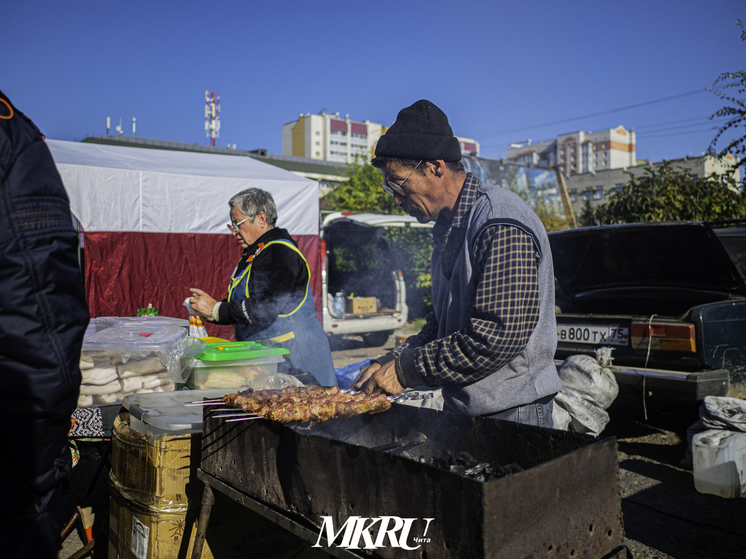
[[423, 451, 523, 482]]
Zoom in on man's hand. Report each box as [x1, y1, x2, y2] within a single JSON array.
[[189, 288, 218, 321], [354, 360, 404, 396]]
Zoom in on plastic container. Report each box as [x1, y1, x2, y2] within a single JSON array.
[[333, 292, 345, 317], [83, 320, 107, 338], [123, 388, 250, 435], [186, 341, 290, 389], [78, 325, 188, 408], [95, 316, 189, 329], [122, 372, 303, 436], [693, 429, 746, 498]]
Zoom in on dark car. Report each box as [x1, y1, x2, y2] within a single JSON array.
[[550, 221, 746, 401]]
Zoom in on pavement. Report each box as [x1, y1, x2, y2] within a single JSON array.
[[57, 332, 746, 558]]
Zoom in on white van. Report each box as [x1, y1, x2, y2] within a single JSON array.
[[320, 212, 432, 346]]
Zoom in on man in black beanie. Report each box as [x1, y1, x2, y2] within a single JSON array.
[[354, 99, 562, 427]]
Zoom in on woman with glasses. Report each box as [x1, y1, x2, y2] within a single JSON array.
[[189, 188, 337, 386]]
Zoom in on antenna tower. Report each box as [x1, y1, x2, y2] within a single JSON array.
[[205, 90, 221, 146]]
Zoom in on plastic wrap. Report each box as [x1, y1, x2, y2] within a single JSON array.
[[78, 325, 190, 407]]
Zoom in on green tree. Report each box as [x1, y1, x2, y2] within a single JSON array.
[[579, 197, 597, 227], [594, 162, 746, 224], [324, 158, 402, 214], [709, 20, 746, 174]]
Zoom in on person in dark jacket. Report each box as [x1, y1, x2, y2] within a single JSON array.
[[189, 188, 336, 386], [0, 91, 90, 557]]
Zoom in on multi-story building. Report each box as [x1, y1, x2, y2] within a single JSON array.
[[283, 112, 384, 163], [565, 153, 741, 214], [507, 126, 636, 177], [283, 111, 479, 163]]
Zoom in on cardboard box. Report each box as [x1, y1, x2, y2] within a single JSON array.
[[108, 484, 211, 559], [108, 487, 327, 559], [345, 297, 377, 314], [109, 412, 329, 559], [110, 414, 199, 508]]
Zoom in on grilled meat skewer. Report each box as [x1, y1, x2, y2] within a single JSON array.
[[221, 385, 391, 423]]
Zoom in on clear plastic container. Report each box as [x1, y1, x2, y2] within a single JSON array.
[[187, 356, 286, 389], [95, 316, 189, 329], [693, 429, 746, 498], [78, 326, 188, 408], [122, 374, 304, 436], [186, 341, 289, 389]]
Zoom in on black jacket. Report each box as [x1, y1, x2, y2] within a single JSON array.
[[218, 227, 309, 336], [0, 90, 89, 496]]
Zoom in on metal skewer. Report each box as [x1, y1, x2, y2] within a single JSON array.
[[225, 416, 264, 422], [185, 399, 226, 406], [211, 411, 259, 418]]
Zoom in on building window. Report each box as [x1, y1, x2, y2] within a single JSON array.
[[569, 189, 577, 202], [593, 188, 604, 200]]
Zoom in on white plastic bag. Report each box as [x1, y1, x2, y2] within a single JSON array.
[[553, 351, 620, 435], [555, 390, 611, 435], [701, 396, 746, 432], [183, 297, 208, 337], [558, 354, 618, 410]]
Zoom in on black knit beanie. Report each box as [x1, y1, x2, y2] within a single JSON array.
[[375, 99, 462, 161]]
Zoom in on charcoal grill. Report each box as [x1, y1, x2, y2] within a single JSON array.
[[193, 404, 626, 559]]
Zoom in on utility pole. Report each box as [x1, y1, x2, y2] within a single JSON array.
[[554, 166, 577, 228]]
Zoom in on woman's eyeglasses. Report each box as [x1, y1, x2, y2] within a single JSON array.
[[228, 216, 250, 231]]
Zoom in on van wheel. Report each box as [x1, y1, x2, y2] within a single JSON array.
[[362, 331, 391, 347]]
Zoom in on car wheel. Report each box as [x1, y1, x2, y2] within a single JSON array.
[[362, 331, 391, 347]]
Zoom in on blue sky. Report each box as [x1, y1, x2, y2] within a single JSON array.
[[3, 1, 744, 164]]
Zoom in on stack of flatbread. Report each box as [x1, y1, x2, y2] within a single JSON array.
[[77, 351, 175, 407], [189, 365, 265, 389]]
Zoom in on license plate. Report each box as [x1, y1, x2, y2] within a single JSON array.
[[557, 324, 629, 346]]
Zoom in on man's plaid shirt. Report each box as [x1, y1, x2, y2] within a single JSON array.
[[390, 173, 541, 388]]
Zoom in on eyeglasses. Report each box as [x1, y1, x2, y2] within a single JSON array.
[[381, 160, 422, 197], [228, 216, 250, 232]]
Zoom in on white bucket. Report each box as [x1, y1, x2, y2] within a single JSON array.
[[693, 429, 746, 498]]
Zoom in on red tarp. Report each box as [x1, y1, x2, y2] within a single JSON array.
[[84, 232, 321, 340]]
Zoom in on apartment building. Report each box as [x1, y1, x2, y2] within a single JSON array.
[[508, 126, 636, 177], [283, 111, 479, 163]]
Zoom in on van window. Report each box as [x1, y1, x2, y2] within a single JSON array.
[[325, 222, 397, 310]]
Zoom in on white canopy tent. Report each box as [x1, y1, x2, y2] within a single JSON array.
[[47, 140, 319, 235], [46, 140, 322, 330]]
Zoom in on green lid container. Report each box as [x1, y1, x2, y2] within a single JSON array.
[[195, 341, 289, 363]]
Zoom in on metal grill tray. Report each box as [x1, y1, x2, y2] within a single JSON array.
[[201, 404, 624, 559]]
